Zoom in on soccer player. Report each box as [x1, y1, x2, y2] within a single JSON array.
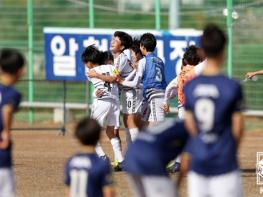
[[181, 24, 244, 197], [117, 39, 145, 141], [111, 31, 142, 145], [82, 46, 124, 171], [0, 49, 24, 197], [163, 46, 204, 119], [245, 69, 263, 79], [140, 33, 167, 126], [64, 117, 114, 197], [124, 119, 189, 197]]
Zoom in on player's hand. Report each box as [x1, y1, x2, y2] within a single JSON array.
[[131, 63, 138, 70], [115, 75, 123, 84], [87, 70, 98, 78], [245, 72, 256, 79], [162, 103, 170, 113], [95, 89, 103, 98]]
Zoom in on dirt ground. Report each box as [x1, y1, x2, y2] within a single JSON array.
[[11, 121, 263, 197]]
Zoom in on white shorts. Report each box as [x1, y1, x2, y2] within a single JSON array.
[[188, 170, 243, 197], [128, 175, 177, 197], [177, 106, 185, 120], [121, 89, 143, 114], [148, 97, 165, 122], [91, 99, 120, 127], [0, 168, 16, 197]]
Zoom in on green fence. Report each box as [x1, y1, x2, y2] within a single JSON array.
[[0, 0, 262, 122]]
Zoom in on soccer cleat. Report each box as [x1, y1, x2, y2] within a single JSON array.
[[167, 162, 181, 173], [111, 160, 124, 172]]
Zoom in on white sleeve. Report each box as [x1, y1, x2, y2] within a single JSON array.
[[194, 59, 207, 76], [121, 58, 145, 88], [164, 77, 178, 103], [116, 53, 129, 73], [124, 69, 137, 81]]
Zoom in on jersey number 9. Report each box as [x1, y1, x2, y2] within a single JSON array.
[[194, 98, 215, 133]]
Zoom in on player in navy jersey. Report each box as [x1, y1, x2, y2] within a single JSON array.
[[124, 119, 189, 197], [64, 117, 114, 197], [0, 48, 24, 197], [140, 33, 167, 126], [180, 24, 244, 197]]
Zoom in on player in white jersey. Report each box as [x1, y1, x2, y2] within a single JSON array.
[[82, 46, 124, 171], [111, 31, 142, 145], [117, 39, 145, 141]]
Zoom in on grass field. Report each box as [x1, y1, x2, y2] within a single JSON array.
[[12, 117, 263, 197]]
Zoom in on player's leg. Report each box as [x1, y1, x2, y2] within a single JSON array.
[[0, 168, 16, 197], [209, 170, 243, 197], [187, 171, 209, 197], [122, 89, 140, 142], [106, 101, 124, 170], [148, 97, 165, 127], [91, 99, 111, 158]]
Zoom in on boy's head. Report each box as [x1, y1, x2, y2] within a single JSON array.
[[130, 39, 143, 64], [201, 24, 227, 61], [101, 51, 114, 65], [75, 117, 101, 146], [183, 45, 200, 66], [111, 31, 132, 54], [140, 33, 156, 55], [0, 48, 25, 80], [81, 45, 101, 69]]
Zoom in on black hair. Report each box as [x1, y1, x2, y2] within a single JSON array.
[[140, 33, 157, 52], [75, 117, 101, 146], [81, 45, 102, 64], [101, 51, 114, 65], [114, 31, 133, 51], [0, 48, 25, 75], [201, 24, 227, 58], [131, 39, 143, 57], [183, 45, 200, 66]]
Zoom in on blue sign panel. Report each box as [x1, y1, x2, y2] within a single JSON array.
[[44, 28, 201, 82]]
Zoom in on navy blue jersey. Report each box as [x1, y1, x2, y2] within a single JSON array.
[[124, 120, 188, 176], [64, 153, 113, 197], [184, 74, 244, 175], [0, 84, 21, 168]]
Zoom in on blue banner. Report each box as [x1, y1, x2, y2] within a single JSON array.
[[44, 28, 201, 83]]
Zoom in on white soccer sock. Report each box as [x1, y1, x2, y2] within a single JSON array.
[[110, 137, 124, 162], [95, 143, 106, 157], [129, 128, 139, 141], [125, 128, 132, 144]]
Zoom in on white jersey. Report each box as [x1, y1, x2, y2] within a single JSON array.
[[114, 52, 133, 79], [87, 64, 119, 101], [121, 57, 145, 89]]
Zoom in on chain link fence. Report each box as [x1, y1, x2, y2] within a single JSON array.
[[0, 0, 262, 124]]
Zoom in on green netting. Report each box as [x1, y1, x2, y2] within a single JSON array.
[[0, 0, 262, 122]]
